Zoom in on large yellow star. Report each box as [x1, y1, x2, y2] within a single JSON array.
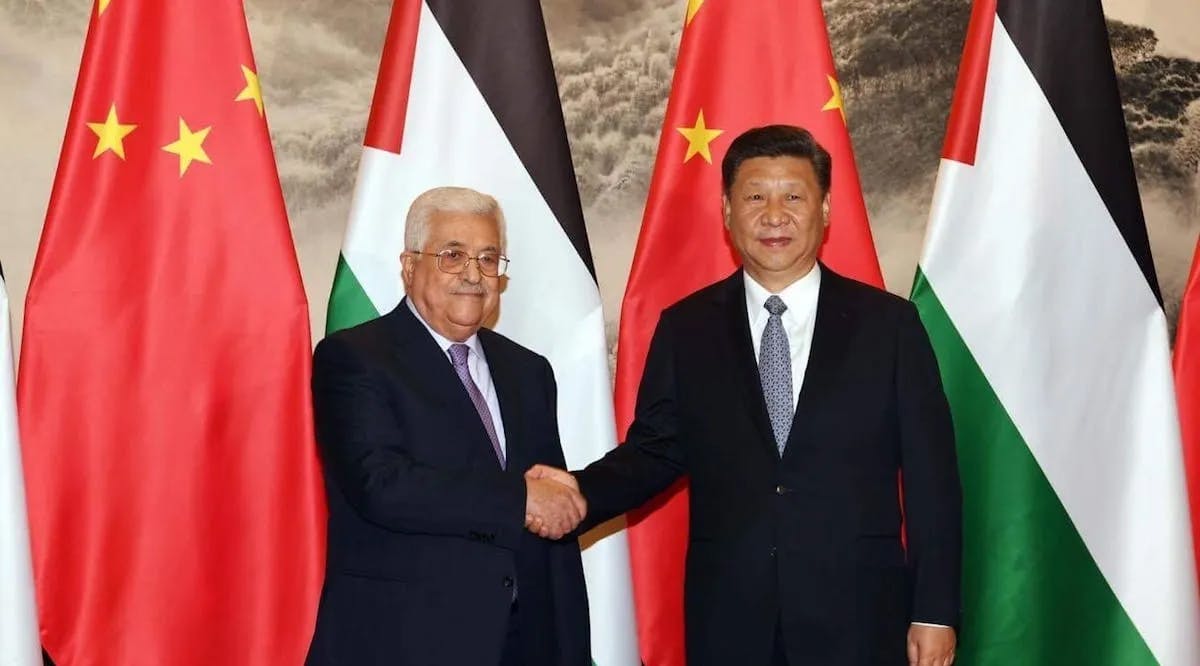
[[162, 118, 213, 176], [821, 74, 847, 125], [98, 0, 111, 15], [86, 104, 137, 160], [686, 0, 704, 25], [676, 110, 724, 164], [235, 65, 264, 117]]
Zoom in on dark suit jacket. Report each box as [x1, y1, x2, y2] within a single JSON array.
[[575, 266, 961, 666], [305, 301, 590, 666]]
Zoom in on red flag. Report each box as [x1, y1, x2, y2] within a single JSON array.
[[613, 2, 883, 663], [18, 1, 325, 663], [1175, 235, 1200, 579]]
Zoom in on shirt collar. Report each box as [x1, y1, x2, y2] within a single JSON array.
[[405, 297, 483, 359], [744, 263, 822, 322]]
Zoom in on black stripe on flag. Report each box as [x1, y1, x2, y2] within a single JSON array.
[[425, 0, 597, 280], [996, 0, 1161, 305]]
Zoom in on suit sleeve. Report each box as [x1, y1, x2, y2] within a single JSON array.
[[311, 336, 526, 550], [574, 314, 687, 531], [537, 356, 570, 470], [895, 302, 963, 626]]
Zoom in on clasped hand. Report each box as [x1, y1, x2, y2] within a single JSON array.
[[524, 464, 586, 539]]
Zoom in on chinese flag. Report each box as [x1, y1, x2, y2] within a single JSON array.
[[18, 1, 325, 664], [613, 1, 883, 664], [1175, 235, 1200, 579]]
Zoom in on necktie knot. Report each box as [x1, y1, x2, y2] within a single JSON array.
[[764, 295, 787, 317], [449, 343, 470, 368]]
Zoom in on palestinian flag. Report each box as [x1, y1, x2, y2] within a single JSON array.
[[324, 2, 638, 663], [911, 0, 1200, 662]]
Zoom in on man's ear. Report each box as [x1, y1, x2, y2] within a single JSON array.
[[722, 194, 732, 229], [400, 252, 415, 286]]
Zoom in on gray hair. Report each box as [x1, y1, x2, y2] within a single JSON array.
[[404, 186, 507, 252]]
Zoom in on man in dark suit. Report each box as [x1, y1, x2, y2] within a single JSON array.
[[529, 126, 962, 666], [306, 186, 591, 666]]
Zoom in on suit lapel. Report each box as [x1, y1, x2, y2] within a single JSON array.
[[718, 270, 779, 459], [385, 301, 508, 469], [784, 267, 856, 455], [384, 302, 464, 406]]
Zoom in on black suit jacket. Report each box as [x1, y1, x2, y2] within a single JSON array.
[[575, 266, 961, 666], [305, 302, 590, 666]]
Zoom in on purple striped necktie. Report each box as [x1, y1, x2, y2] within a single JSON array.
[[448, 343, 505, 468]]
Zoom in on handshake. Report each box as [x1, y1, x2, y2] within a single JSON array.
[[523, 464, 586, 540]]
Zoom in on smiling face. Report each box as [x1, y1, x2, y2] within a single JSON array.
[[400, 210, 503, 342], [722, 155, 829, 292]]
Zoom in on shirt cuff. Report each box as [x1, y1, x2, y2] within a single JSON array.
[[911, 622, 952, 628]]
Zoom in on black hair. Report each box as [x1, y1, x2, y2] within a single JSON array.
[[721, 125, 832, 196]]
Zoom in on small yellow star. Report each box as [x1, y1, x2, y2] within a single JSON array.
[[821, 75, 847, 125], [235, 65, 264, 117], [162, 118, 213, 177], [686, 0, 704, 25], [98, 0, 111, 15], [676, 110, 724, 164], [86, 104, 137, 160]]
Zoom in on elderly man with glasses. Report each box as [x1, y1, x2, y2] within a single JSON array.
[[305, 186, 591, 666]]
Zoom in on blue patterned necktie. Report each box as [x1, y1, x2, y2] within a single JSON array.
[[759, 295, 793, 456], [448, 343, 505, 468]]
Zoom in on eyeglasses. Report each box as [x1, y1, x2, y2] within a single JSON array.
[[411, 249, 510, 277]]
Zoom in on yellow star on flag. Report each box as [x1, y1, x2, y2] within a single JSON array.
[[821, 74, 847, 125], [86, 104, 137, 160], [235, 65, 264, 117], [162, 117, 213, 176], [98, 0, 111, 15], [686, 0, 704, 25], [677, 110, 724, 164]]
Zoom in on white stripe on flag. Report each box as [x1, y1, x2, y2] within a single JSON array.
[[0, 273, 41, 666]]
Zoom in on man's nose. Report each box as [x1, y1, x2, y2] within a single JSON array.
[[763, 199, 787, 226], [461, 257, 484, 282]]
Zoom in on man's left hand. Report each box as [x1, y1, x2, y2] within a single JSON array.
[[907, 624, 955, 666]]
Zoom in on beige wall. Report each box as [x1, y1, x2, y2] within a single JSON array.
[[1105, 0, 1200, 58]]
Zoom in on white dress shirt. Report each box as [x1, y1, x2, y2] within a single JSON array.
[[406, 299, 507, 457], [744, 264, 821, 408]]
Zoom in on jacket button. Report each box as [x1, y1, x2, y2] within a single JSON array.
[[502, 576, 514, 589], [775, 485, 786, 495], [769, 547, 777, 558]]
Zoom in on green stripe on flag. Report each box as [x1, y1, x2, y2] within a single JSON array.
[[911, 269, 1155, 665], [326, 254, 382, 335]]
